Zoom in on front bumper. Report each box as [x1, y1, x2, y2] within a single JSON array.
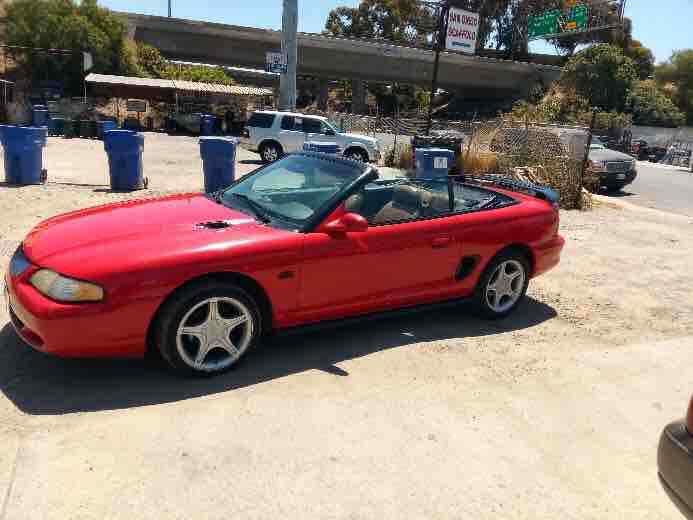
[[600, 168, 637, 188], [4, 269, 151, 359], [658, 420, 693, 519]]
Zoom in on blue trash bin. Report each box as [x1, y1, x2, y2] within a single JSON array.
[[0, 125, 48, 185], [103, 130, 146, 191], [303, 141, 341, 154], [414, 147, 455, 179], [200, 115, 216, 136], [97, 120, 118, 140], [32, 109, 50, 128], [199, 137, 238, 193]]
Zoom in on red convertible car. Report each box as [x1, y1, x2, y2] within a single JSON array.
[[4, 153, 564, 376]]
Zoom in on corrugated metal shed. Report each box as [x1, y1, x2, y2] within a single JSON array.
[[86, 73, 272, 97], [86, 73, 175, 90]]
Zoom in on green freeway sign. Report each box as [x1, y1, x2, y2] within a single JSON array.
[[528, 4, 588, 40]]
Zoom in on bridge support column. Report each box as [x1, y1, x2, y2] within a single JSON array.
[[317, 79, 329, 111], [351, 80, 367, 115]]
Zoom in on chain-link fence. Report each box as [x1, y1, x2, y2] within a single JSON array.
[[305, 109, 592, 209]]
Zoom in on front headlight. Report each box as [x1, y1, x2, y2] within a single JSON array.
[[588, 160, 607, 173], [30, 269, 104, 302]]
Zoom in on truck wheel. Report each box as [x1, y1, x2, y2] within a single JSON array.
[[344, 148, 369, 162], [260, 142, 282, 163]]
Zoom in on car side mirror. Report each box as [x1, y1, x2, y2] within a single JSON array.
[[324, 128, 336, 136], [324, 212, 368, 235]]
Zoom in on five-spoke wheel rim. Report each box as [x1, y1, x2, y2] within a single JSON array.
[[347, 150, 367, 162], [176, 297, 253, 372], [485, 260, 525, 314], [263, 146, 279, 162]]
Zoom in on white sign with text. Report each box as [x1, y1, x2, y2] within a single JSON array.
[[445, 7, 479, 55]]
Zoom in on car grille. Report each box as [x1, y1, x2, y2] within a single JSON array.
[[605, 161, 632, 173]]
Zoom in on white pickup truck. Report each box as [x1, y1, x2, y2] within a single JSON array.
[[241, 111, 381, 163]]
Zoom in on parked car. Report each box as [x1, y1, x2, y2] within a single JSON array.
[[658, 395, 693, 519], [631, 139, 649, 160], [170, 113, 203, 135], [4, 153, 564, 377], [587, 142, 638, 191], [647, 145, 668, 163], [241, 110, 381, 163]]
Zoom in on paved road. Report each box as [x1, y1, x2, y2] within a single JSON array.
[[608, 162, 693, 216]]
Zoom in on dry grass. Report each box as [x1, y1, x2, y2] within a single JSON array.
[[384, 144, 413, 170], [458, 150, 498, 175]]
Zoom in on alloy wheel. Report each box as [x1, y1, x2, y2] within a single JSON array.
[[175, 297, 253, 372], [485, 259, 525, 314]]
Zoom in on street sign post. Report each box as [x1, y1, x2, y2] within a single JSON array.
[[445, 7, 479, 55], [528, 4, 588, 40], [265, 51, 287, 74]]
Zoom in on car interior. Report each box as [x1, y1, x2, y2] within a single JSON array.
[[344, 180, 511, 225], [230, 152, 514, 227]]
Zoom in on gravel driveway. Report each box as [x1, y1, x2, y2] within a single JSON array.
[[0, 136, 691, 519]]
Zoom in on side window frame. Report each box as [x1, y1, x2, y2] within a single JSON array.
[[280, 115, 296, 131], [302, 117, 324, 134]]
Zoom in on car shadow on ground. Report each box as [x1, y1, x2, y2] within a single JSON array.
[[598, 188, 636, 198], [0, 298, 556, 415]]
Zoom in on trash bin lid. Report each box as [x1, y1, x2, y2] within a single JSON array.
[[104, 130, 144, 150], [199, 136, 238, 153], [0, 125, 48, 145]]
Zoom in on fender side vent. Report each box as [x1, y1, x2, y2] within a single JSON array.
[[456, 256, 479, 281]]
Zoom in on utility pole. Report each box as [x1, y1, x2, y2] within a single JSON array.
[[425, 0, 449, 136], [168, 0, 172, 17], [279, 0, 298, 111]]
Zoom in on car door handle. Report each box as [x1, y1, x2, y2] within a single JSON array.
[[432, 236, 452, 248]]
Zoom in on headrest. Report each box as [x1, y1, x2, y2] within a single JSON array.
[[392, 184, 421, 209]]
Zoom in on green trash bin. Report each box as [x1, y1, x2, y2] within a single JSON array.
[[63, 119, 77, 139], [48, 117, 65, 136], [79, 120, 96, 139]]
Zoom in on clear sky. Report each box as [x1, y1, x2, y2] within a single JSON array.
[[100, 0, 689, 63]]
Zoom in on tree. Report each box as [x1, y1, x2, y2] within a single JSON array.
[[5, 0, 138, 94], [656, 50, 693, 125], [625, 40, 654, 80], [135, 43, 234, 85], [626, 80, 685, 127], [324, 0, 437, 46], [560, 44, 638, 112], [324, 0, 437, 113]]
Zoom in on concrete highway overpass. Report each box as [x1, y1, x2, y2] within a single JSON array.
[[124, 13, 563, 112]]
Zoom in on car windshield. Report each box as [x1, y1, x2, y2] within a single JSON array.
[[590, 143, 606, 150], [221, 154, 366, 230]]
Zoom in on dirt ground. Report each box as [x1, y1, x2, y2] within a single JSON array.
[[0, 135, 692, 519]]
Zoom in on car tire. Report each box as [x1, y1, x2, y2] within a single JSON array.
[[260, 142, 282, 163], [473, 250, 530, 319], [155, 281, 263, 377], [344, 148, 369, 162]]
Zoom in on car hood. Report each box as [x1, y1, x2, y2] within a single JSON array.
[[341, 133, 377, 146], [22, 193, 283, 278], [589, 148, 634, 162]]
